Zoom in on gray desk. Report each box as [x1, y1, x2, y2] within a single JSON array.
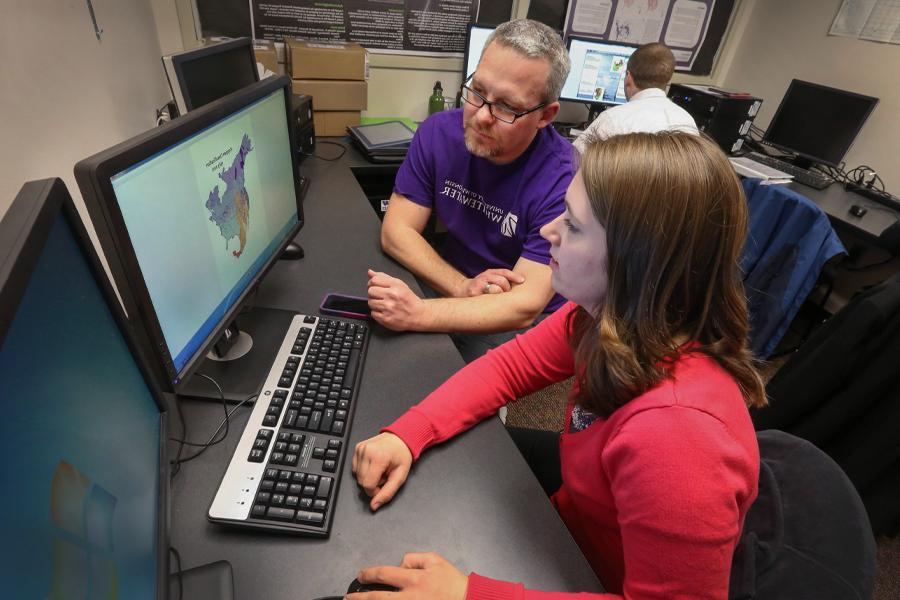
[[168, 142, 602, 599], [787, 181, 899, 248]]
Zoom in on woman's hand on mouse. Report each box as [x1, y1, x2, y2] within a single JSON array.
[[347, 552, 467, 600], [352, 432, 413, 511]]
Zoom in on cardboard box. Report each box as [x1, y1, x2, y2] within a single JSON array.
[[253, 40, 279, 75], [286, 40, 367, 80], [292, 79, 367, 111], [314, 111, 361, 136]]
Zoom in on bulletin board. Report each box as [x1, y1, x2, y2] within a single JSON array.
[[196, 0, 515, 55]]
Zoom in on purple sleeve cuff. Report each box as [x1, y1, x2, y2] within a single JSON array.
[[466, 573, 523, 600]]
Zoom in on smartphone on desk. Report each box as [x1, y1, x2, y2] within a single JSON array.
[[319, 293, 371, 319]]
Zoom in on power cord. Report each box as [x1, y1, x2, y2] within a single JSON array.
[[169, 373, 255, 478], [307, 140, 348, 161], [170, 546, 183, 600]]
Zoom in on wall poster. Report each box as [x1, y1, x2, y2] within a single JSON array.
[[250, 0, 485, 55], [564, 0, 730, 73]]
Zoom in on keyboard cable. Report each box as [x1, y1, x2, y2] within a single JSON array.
[[169, 373, 256, 478]]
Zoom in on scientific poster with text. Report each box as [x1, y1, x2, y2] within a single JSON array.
[[564, 0, 716, 70], [251, 0, 480, 54]]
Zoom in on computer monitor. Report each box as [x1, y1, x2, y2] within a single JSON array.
[[560, 37, 638, 110], [762, 79, 878, 169], [163, 37, 260, 116], [0, 178, 168, 599], [463, 23, 496, 80], [75, 75, 304, 402]]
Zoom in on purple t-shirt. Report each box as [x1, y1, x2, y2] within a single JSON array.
[[394, 109, 575, 312]]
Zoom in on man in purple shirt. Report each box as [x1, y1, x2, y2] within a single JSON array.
[[367, 19, 575, 362]]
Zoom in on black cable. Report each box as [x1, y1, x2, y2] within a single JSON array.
[[170, 546, 183, 600], [168, 374, 255, 476], [310, 140, 348, 161]]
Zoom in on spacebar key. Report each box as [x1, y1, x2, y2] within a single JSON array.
[[342, 347, 362, 391]]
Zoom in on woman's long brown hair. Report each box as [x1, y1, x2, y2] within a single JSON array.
[[571, 131, 766, 416]]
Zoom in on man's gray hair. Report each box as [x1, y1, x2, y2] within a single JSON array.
[[482, 19, 570, 103]]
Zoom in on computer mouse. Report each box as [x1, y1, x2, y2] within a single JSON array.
[[347, 577, 399, 594], [849, 204, 867, 218]]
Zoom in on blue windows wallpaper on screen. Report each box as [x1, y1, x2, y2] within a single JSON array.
[[0, 216, 161, 599]]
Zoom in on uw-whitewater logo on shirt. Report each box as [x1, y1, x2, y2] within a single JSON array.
[[500, 212, 518, 237]]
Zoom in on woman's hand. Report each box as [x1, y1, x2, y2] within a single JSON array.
[[347, 552, 468, 600], [352, 432, 413, 511]]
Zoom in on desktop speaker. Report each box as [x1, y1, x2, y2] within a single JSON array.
[[668, 84, 762, 154]]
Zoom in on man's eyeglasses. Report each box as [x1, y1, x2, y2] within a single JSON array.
[[459, 76, 547, 124]]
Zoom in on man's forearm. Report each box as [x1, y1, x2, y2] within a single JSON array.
[[381, 226, 467, 297], [414, 293, 543, 334]]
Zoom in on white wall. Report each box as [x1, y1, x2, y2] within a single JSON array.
[[0, 0, 172, 222], [722, 0, 900, 192]]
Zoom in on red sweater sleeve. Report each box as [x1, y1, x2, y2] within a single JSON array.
[[384, 302, 577, 459]]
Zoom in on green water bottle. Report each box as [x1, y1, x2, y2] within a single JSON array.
[[428, 81, 445, 115]]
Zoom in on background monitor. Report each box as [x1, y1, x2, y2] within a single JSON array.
[[163, 37, 260, 116], [559, 37, 638, 107], [463, 23, 496, 80], [0, 178, 167, 599], [75, 75, 303, 402], [762, 79, 878, 168]]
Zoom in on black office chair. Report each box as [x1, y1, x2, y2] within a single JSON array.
[[729, 430, 877, 600]]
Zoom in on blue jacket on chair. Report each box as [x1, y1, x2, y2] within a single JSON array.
[[740, 178, 846, 358]]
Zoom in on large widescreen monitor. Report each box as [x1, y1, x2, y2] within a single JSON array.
[[163, 37, 260, 116], [75, 75, 303, 402], [560, 37, 638, 107], [762, 79, 878, 168], [0, 179, 168, 599]]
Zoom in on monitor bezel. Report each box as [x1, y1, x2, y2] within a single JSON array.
[[74, 75, 304, 393], [561, 36, 639, 107], [762, 79, 879, 168], [166, 37, 260, 114], [0, 178, 170, 600]]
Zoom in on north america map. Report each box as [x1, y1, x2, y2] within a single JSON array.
[[205, 134, 253, 258]]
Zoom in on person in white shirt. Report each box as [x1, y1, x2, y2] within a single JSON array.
[[573, 42, 697, 153]]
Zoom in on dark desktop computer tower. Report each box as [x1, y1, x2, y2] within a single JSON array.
[[292, 93, 316, 160], [668, 83, 762, 154]]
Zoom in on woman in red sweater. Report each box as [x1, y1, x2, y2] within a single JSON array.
[[351, 131, 768, 599]]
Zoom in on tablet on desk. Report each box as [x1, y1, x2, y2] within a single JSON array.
[[348, 120, 415, 150]]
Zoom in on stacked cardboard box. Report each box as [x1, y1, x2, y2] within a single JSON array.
[[252, 40, 279, 76], [286, 40, 368, 136]]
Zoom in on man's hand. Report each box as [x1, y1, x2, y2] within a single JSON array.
[[348, 552, 468, 600], [352, 432, 414, 511], [367, 269, 427, 331], [456, 268, 526, 298]]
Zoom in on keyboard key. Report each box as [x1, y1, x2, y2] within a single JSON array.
[[297, 511, 324, 525], [267, 507, 295, 520], [252, 504, 267, 517], [323, 460, 336, 472], [316, 477, 333, 499], [313, 499, 327, 511]]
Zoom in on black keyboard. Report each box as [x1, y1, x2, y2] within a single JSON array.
[[208, 314, 369, 536], [747, 153, 832, 189]]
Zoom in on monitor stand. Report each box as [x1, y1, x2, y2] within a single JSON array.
[[176, 306, 298, 403], [586, 102, 605, 126], [279, 174, 310, 261], [169, 560, 235, 600]]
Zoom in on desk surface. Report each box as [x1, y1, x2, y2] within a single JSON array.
[[787, 181, 899, 245], [169, 142, 601, 599]]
